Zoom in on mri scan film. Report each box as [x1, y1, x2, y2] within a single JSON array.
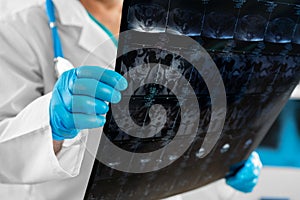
[[85, 0, 300, 199]]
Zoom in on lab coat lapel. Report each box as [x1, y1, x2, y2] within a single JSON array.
[[52, 0, 86, 27], [52, 0, 117, 67]]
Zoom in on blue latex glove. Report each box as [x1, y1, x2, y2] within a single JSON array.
[[225, 151, 262, 193], [50, 66, 128, 141]]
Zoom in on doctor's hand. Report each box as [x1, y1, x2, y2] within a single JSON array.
[[225, 151, 262, 193], [49, 66, 128, 141]]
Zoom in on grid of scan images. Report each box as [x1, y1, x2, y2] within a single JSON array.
[[85, 0, 300, 199]]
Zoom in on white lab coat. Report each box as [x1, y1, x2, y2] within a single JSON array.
[[0, 0, 116, 199], [0, 0, 238, 200]]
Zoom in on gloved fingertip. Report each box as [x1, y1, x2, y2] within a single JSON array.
[[100, 118, 106, 127], [103, 103, 109, 113], [111, 91, 122, 103], [115, 77, 128, 91]]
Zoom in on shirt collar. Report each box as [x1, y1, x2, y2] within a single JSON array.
[[51, 0, 87, 27]]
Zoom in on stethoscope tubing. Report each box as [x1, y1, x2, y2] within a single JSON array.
[[45, 0, 64, 59]]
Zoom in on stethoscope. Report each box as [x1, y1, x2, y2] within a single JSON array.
[[45, 0, 74, 77]]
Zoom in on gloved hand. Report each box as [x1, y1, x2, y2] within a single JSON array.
[[225, 151, 262, 193], [50, 66, 128, 141]]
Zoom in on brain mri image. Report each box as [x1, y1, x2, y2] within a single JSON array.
[[265, 17, 295, 43], [235, 14, 267, 41], [84, 0, 300, 199], [202, 12, 237, 39], [127, 3, 167, 33], [168, 8, 203, 36]]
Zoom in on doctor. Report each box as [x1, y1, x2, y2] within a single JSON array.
[[0, 0, 261, 199]]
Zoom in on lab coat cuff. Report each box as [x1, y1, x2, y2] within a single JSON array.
[[0, 93, 87, 184], [52, 131, 88, 177], [44, 93, 87, 178]]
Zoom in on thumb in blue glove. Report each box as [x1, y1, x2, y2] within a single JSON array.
[[225, 151, 262, 193], [50, 66, 128, 141]]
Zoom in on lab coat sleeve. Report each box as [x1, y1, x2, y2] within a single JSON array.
[[0, 12, 86, 184]]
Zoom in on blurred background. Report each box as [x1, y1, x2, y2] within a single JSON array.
[[0, 1, 299, 200]]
